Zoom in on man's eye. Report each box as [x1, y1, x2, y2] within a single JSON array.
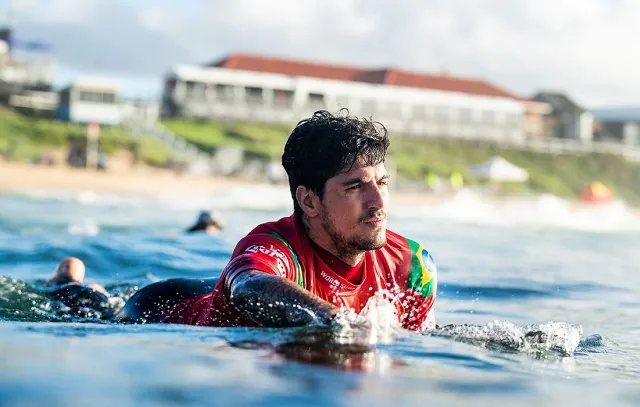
[[378, 179, 388, 186], [346, 185, 361, 191]]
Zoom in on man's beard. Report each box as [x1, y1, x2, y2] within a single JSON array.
[[319, 208, 387, 259]]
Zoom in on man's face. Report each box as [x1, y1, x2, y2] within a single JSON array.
[[316, 161, 389, 255]]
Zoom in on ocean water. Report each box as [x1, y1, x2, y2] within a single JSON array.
[[1, 185, 639, 407]]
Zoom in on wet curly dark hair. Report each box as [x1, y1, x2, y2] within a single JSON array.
[[281, 109, 390, 216]]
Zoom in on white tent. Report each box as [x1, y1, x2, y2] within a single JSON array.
[[467, 156, 529, 182]]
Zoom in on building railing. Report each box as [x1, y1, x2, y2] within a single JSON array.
[[121, 114, 214, 173], [166, 99, 640, 162], [423, 131, 640, 162]]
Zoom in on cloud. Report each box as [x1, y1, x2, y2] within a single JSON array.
[[5, 0, 640, 107], [10, 0, 194, 76]]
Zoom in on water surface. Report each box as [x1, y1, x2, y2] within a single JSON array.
[[0, 188, 638, 406]]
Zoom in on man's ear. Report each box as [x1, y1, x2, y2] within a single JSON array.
[[295, 185, 319, 218]]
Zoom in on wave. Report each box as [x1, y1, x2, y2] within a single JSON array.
[[11, 185, 293, 212], [0, 276, 135, 323], [426, 320, 584, 357], [9, 185, 640, 233], [396, 189, 640, 233]]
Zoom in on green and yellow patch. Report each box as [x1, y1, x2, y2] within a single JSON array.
[[405, 238, 437, 299]]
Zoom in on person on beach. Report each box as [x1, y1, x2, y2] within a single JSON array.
[[72, 110, 439, 330]]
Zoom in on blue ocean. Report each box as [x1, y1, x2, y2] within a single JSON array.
[[1, 185, 639, 407]]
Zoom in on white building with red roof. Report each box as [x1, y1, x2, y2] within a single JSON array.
[[161, 54, 545, 141]]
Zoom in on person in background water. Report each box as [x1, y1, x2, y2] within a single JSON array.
[[186, 210, 225, 235], [44, 257, 112, 316], [110, 110, 438, 330]]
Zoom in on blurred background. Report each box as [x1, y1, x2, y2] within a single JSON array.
[[1, 2, 640, 407], [1, 0, 639, 205]]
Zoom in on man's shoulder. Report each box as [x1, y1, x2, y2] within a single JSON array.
[[231, 214, 301, 258], [246, 214, 299, 240], [382, 229, 437, 299], [226, 214, 303, 284], [383, 229, 422, 253], [380, 229, 436, 267]]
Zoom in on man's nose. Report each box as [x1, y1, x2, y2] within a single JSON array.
[[366, 183, 386, 210]]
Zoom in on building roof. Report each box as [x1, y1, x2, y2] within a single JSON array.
[[209, 54, 519, 100], [532, 91, 587, 115]]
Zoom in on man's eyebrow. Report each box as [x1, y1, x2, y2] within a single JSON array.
[[341, 177, 364, 186], [342, 174, 389, 186]]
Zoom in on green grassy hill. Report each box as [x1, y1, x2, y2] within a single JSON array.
[[163, 118, 640, 204], [391, 137, 640, 201], [3, 106, 639, 204], [162, 118, 291, 159], [0, 108, 172, 166]]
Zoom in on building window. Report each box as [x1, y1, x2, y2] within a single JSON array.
[[245, 86, 264, 105], [435, 106, 449, 123], [183, 81, 206, 100], [78, 91, 91, 102], [308, 93, 326, 109], [185, 81, 196, 95], [383, 101, 403, 118], [59, 89, 70, 105], [483, 110, 495, 125], [206, 84, 216, 100], [360, 99, 376, 117], [102, 93, 115, 104], [459, 108, 473, 124], [273, 89, 293, 108], [412, 104, 426, 119], [506, 113, 522, 128], [216, 84, 235, 102], [335, 95, 350, 109], [77, 91, 116, 104]]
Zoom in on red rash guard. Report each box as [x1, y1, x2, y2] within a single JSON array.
[[161, 214, 438, 331]]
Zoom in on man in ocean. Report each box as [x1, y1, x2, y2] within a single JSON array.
[[111, 110, 438, 330]]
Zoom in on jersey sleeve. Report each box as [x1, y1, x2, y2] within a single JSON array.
[[220, 233, 300, 295], [397, 243, 438, 331]]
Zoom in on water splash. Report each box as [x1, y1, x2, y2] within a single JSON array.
[[271, 293, 404, 372], [427, 320, 584, 357], [329, 291, 404, 346], [0, 276, 134, 323]]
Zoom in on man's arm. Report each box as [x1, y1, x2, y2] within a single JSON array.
[[227, 270, 339, 327]]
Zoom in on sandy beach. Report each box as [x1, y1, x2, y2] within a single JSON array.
[[0, 159, 450, 207], [0, 159, 257, 197]]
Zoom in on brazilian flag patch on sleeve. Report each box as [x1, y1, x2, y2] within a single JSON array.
[[405, 238, 437, 300]]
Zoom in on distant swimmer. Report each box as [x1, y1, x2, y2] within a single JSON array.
[[186, 210, 225, 235], [43, 257, 112, 317]]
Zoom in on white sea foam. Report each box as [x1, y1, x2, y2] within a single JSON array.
[[430, 320, 584, 356], [12, 185, 640, 233], [332, 291, 403, 346], [67, 219, 100, 236], [395, 189, 640, 233]]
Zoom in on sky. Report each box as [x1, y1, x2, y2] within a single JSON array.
[[1, 0, 639, 108]]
